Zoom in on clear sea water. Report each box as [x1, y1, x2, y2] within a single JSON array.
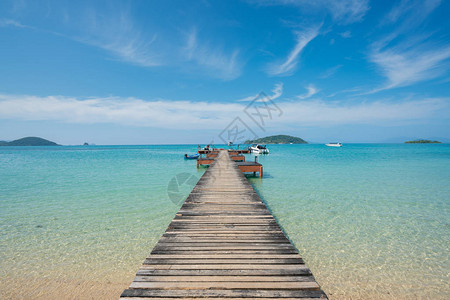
[[0, 144, 449, 299]]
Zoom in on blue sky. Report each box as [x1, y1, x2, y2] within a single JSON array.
[[0, 0, 449, 144]]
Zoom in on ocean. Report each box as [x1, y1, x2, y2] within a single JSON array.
[[0, 144, 449, 299]]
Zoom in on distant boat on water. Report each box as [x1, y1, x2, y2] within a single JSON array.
[[326, 142, 342, 147], [249, 144, 269, 154], [184, 154, 199, 159]]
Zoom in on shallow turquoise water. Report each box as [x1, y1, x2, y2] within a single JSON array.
[[0, 144, 449, 299]]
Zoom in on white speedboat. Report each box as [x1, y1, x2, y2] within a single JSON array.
[[326, 142, 342, 147], [249, 144, 269, 154]]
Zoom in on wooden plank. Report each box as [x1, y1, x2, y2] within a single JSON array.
[[121, 298, 323, 300], [147, 254, 301, 259], [150, 250, 300, 255], [158, 239, 290, 243], [143, 259, 305, 265], [154, 243, 294, 247], [151, 246, 296, 251], [121, 289, 327, 298], [135, 268, 312, 276], [129, 281, 320, 289], [133, 275, 316, 282], [138, 264, 306, 270]]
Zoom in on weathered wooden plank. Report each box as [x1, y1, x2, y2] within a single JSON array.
[[121, 289, 327, 298], [143, 259, 305, 265], [135, 268, 312, 276], [154, 242, 294, 247], [158, 239, 290, 243], [133, 275, 316, 282], [151, 246, 296, 251], [129, 281, 320, 289], [121, 298, 323, 300], [164, 231, 284, 234], [149, 250, 300, 255], [138, 264, 306, 270], [147, 254, 301, 259], [162, 233, 285, 237]]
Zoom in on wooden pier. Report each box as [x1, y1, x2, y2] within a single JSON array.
[[230, 155, 245, 162], [121, 150, 327, 299]]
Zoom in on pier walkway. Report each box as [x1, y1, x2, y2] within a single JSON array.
[[121, 150, 327, 299]]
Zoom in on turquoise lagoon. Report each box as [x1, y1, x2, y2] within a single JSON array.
[[0, 144, 449, 299]]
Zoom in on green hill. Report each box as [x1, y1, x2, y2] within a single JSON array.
[[1, 137, 59, 146], [245, 135, 307, 144], [405, 139, 441, 144]]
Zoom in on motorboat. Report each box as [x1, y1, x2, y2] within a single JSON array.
[[325, 142, 342, 147], [184, 154, 200, 159], [249, 144, 269, 154]]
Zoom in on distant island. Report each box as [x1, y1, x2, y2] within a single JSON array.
[[405, 139, 441, 144], [0, 137, 59, 146], [245, 135, 307, 144]]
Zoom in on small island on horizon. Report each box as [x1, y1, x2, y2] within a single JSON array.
[[245, 135, 307, 144], [0, 137, 59, 146], [405, 139, 442, 144]]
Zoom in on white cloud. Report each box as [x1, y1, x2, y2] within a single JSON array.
[[76, 8, 161, 67], [375, 0, 442, 49], [370, 43, 450, 91], [280, 98, 448, 126], [271, 83, 283, 100], [368, 0, 449, 92], [267, 26, 320, 76], [0, 93, 447, 129], [327, 0, 369, 24], [339, 31, 352, 38], [319, 64, 342, 79], [383, 0, 441, 28], [0, 18, 29, 28], [236, 83, 283, 102], [183, 29, 242, 80], [297, 84, 319, 99], [252, 0, 370, 24], [0, 94, 242, 130]]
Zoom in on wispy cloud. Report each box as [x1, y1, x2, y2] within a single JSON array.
[[370, 42, 450, 91], [369, 0, 449, 91], [75, 8, 161, 67], [382, 0, 441, 28], [375, 0, 442, 49], [271, 83, 283, 100], [297, 84, 319, 99], [2, 6, 162, 67], [325, 0, 369, 24], [0, 18, 30, 28], [267, 26, 320, 76], [183, 28, 242, 80], [1, 93, 446, 129], [252, 0, 370, 24], [319, 64, 342, 79], [236, 83, 283, 102], [339, 31, 352, 38]]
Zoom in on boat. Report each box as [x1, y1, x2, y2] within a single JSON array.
[[184, 154, 200, 159], [228, 141, 234, 146], [325, 142, 342, 147], [249, 144, 269, 154]]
